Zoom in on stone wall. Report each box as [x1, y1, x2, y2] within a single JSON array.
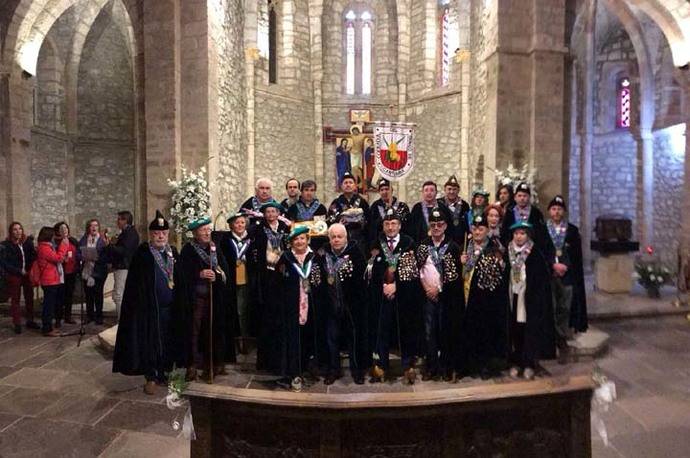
[[252, 0, 314, 199], [77, 2, 134, 141], [590, 132, 637, 231], [30, 132, 70, 232], [215, 0, 248, 211], [73, 142, 135, 229], [652, 125, 685, 266]]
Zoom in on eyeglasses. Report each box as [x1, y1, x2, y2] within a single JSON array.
[[429, 222, 446, 228]]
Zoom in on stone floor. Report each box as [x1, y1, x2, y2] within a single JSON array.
[[0, 315, 688, 457]]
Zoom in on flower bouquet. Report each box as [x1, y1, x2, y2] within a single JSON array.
[[495, 163, 540, 203], [635, 246, 671, 298], [168, 166, 211, 242]]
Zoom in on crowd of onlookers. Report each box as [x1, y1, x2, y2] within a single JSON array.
[[0, 212, 140, 336]]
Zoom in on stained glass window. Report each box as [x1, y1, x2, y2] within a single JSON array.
[[617, 77, 631, 128]]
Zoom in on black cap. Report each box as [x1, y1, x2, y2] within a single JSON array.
[[471, 214, 488, 228], [548, 195, 567, 211], [377, 178, 391, 189], [383, 208, 400, 222], [444, 175, 460, 188], [515, 182, 531, 195], [149, 210, 169, 231], [428, 208, 446, 223], [341, 172, 356, 183]]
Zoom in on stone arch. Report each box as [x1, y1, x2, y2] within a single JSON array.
[[1, 0, 140, 233]]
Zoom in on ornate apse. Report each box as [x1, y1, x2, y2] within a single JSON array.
[[185, 363, 594, 457]]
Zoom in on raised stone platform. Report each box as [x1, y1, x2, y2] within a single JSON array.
[[185, 362, 595, 457]]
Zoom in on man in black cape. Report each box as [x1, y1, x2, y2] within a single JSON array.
[[317, 223, 369, 385], [368, 178, 411, 248], [437, 175, 470, 246], [179, 217, 235, 382], [368, 209, 422, 384], [546, 196, 588, 362], [249, 201, 290, 373], [461, 214, 509, 379], [409, 181, 451, 244], [286, 180, 328, 251], [506, 221, 557, 380], [416, 208, 465, 381], [218, 212, 251, 356], [327, 172, 370, 257], [113, 210, 183, 395]]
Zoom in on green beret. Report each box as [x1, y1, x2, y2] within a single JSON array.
[[226, 211, 247, 224], [472, 188, 490, 198], [187, 216, 212, 231], [509, 221, 533, 232], [287, 225, 310, 241], [260, 201, 283, 212]]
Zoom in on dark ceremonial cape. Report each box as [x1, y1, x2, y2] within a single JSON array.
[[415, 236, 465, 371], [216, 230, 250, 352], [113, 243, 184, 375], [507, 244, 557, 362], [368, 234, 422, 358], [437, 197, 470, 246], [463, 238, 510, 371], [277, 250, 323, 379], [316, 241, 370, 373], [561, 223, 588, 332], [177, 241, 235, 367], [249, 220, 289, 372]]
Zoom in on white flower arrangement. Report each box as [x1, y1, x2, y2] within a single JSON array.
[[168, 166, 211, 241], [495, 163, 540, 204]]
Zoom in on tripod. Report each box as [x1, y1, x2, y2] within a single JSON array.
[[60, 278, 87, 347]]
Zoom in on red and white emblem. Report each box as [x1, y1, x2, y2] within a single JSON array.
[[374, 123, 415, 181]]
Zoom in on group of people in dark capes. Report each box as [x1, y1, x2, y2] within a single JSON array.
[[112, 171, 588, 394]]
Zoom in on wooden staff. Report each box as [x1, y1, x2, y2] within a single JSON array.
[[208, 242, 215, 384]]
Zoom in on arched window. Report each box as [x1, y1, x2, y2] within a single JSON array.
[[617, 76, 631, 128], [437, 0, 458, 87], [344, 7, 374, 96]]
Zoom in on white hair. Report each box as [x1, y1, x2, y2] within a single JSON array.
[[255, 177, 273, 189], [327, 223, 347, 239]]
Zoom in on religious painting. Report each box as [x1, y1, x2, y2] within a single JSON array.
[[334, 124, 376, 193]]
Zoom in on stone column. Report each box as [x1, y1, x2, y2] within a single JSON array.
[[143, 0, 181, 217], [677, 71, 690, 292], [309, 0, 325, 194], [244, 1, 258, 199], [635, 127, 654, 249], [396, 0, 410, 202], [579, 0, 597, 266]]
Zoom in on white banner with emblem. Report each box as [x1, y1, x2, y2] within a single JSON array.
[[373, 122, 416, 181]]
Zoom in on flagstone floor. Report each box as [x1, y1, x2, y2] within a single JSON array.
[[0, 314, 688, 457]]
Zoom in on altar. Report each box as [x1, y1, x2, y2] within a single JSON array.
[[185, 362, 594, 457]]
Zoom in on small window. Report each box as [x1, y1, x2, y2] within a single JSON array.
[[617, 77, 631, 129], [268, 1, 278, 84]]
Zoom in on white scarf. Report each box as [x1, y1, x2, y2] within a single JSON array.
[[509, 240, 533, 323]]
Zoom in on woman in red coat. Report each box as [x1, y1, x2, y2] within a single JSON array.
[[35, 227, 69, 336]]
